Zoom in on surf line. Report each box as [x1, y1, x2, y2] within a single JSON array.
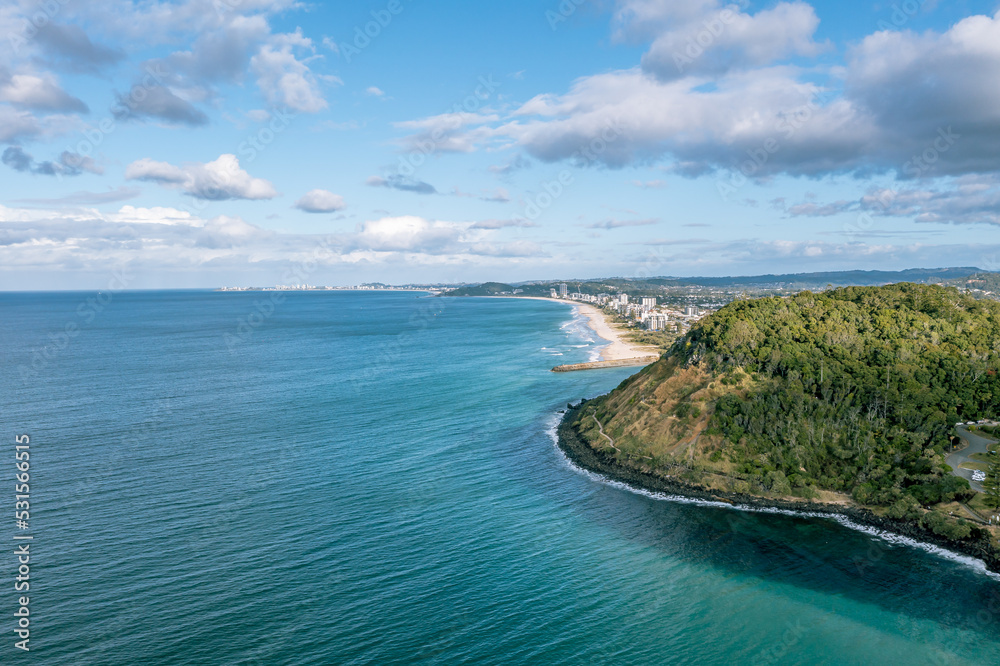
[[544, 411, 1000, 581]]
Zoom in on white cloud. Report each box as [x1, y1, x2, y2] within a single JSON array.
[[161, 14, 270, 85], [126, 154, 278, 200], [0, 204, 548, 284], [33, 22, 125, 74], [637, 1, 827, 81], [0, 200, 993, 285], [366, 175, 438, 195], [586, 218, 659, 229], [398, 8, 1000, 183], [365, 86, 385, 97], [842, 11, 1000, 176], [347, 216, 545, 258], [510, 66, 868, 172], [196, 214, 273, 248], [612, 0, 720, 39], [125, 158, 188, 183], [114, 84, 209, 126], [489, 154, 532, 177], [631, 179, 667, 189], [294, 189, 346, 213], [54, 6, 331, 124], [785, 200, 854, 217], [2, 1, 320, 131], [355, 216, 463, 252], [251, 31, 328, 113], [857, 176, 1000, 226], [1, 146, 103, 176], [0, 70, 88, 113], [107, 205, 202, 226], [0, 106, 41, 142], [38, 0, 298, 46], [321, 36, 340, 53], [394, 111, 502, 154], [469, 218, 537, 230]]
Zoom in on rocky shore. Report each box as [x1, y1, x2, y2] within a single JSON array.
[[557, 403, 1000, 574]]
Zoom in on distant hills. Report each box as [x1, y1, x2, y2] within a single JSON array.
[[662, 267, 981, 289], [442, 267, 986, 297], [444, 282, 522, 296], [943, 272, 1000, 298]]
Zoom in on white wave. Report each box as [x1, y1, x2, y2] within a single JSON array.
[[546, 411, 1000, 580], [554, 309, 602, 361]]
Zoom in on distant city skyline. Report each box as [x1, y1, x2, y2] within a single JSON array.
[[2, 0, 1000, 290]]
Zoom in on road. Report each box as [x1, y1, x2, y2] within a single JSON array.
[[946, 426, 996, 493]]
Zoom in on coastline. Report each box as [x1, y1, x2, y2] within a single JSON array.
[[483, 296, 659, 362], [555, 403, 1000, 575]]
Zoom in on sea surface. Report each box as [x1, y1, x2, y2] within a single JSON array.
[[2, 290, 1000, 665]]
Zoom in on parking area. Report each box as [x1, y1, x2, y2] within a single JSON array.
[[947, 425, 997, 493]]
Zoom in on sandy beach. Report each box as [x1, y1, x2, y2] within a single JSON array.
[[571, 303, 657, 361], [490, 296, 659, 362]]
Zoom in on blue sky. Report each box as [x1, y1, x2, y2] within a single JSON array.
[[2, 0, 1000, 289]]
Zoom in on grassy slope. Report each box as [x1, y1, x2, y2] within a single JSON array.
[[572, 283, 1000, 548]]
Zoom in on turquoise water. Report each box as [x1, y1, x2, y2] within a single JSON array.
[[2, 290, 1000, 664]]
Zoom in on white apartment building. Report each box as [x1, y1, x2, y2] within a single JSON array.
[[646, 314, 669, 331]]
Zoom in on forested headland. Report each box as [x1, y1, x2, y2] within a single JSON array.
[[566, 283, 1000, 558]]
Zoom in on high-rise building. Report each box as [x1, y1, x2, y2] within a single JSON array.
[[618, 294, 629, 305], [646, 314, 669, 331], [685, 305, 698, 316], [641, 297, 656, 310], [559, 283, 568, 298]]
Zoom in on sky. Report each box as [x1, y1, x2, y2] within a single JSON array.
[[2, 0, 1000, 289]]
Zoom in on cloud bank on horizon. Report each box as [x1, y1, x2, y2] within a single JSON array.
[[1, 0, 999, 288]]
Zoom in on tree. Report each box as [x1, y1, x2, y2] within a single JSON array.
[[983, 459, 1000, 511], [593, 283, 1000, 507]]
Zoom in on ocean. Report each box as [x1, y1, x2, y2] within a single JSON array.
[[2, 290, 999, 664]]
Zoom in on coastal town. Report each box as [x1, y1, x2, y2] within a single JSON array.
[[547, 282, 712, 334]]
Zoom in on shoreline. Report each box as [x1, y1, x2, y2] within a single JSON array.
[[555, 403, 1000, 575], [480, 296, 659, 362]]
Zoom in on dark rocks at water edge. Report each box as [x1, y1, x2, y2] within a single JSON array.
[[556, 403, 1000, 575]]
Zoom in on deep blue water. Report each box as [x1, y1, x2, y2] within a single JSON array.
[[2, 290, 1000, 664]]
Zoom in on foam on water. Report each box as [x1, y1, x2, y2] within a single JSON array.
[[557, 305, 606, 361], [544, 411, 1000, 581]]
